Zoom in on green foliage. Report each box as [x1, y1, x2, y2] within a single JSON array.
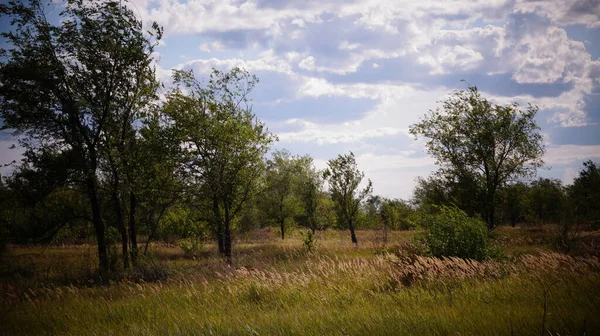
[[414, 206, 490, 260], [323, 151, 373, 244], [380, 198, 415, 230], [164, 67, 275, 263], [525, 178, 566, 224], [497, 182, 528, 226], [296, 159, 325, 233], [0, 0, 162, 272], [178, 237, 205, 258], [410, 86, 545, 229], [315, 194, 336, 230], [301, 230, 315, 251], [259, 150, 312, 239], [569, 160, 600, 227]]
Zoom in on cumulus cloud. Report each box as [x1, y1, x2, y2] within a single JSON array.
[[123, 0, 600, 198]]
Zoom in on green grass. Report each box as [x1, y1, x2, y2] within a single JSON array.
[[1, 227, 599, 335]]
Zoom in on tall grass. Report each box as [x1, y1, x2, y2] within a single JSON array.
[[2, 246, 599, 335]]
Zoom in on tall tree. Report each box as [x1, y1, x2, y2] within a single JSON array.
[[261, 150, 312, 239], [409, 86, 544, 229], [0, 0, 161, 272], [297, 160, 324, 234], [323, 152, 372, 246], [164, 68, 274, 265]]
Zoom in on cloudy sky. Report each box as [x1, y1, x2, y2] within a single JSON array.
[[2, 0, 600, 199]]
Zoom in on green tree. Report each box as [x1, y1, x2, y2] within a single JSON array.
[[297, 159, 324, 234], [323, 152, 372, 246], [526, 178, 565, 224], [379, 198, 397, 243], [410, 86, 544, 229], [0, 0, 161, 272], [412, 173, 481, 217], [261, 150, 308, 239], [569, 160, 600, 227], [498, 182, 528, 226], [164, 68, 275, 265], [315, 193, 336, 230], [364, 195, 383, 229], [136, 110, 184, 256]]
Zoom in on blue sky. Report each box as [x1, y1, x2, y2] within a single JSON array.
[[2, 0, 600, 199]]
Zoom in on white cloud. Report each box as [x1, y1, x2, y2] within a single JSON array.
[[418, 45, 484, 74], [281, 80, 448, 145], [514, 0, 600, 27], [544, 145, 600, 165], [199, 41, 225, 52], [507, 26, 590, 85], [123, 0, 600, 199]]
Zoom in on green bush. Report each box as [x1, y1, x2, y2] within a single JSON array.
[[414, 206, 490, 261], [301, 230, 315, 251]]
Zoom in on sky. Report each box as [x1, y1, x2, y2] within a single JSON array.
[[1, 0, 600, 200]]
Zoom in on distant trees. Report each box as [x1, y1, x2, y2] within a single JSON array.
[[0, 1, 595, 275], [569, 161, 600, 227], [323, 152, 372, 246], [410, 86, 545, 229], [0, 0, 161, 272]]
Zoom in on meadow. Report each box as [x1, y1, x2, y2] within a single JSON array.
[[1, 226, 599, 335]]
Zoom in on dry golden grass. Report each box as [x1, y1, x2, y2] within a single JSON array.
[[1, 227, 599, 335]]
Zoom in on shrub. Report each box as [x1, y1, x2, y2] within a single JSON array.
[[414, 206, 490, 261], [178, 236, 204, 258], [301, 230, 315, 252]]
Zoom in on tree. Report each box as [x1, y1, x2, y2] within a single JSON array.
[[0, 0, 161, 272], [498, 182, 528, 226], [136, 110, 184, 256], [409, 86, 544, 229], [298, 162, 325, 234], [412, 173, 481, 217], [261, 150, 308, 239], [379, 198, 397, 243], [323, 152, 372, 245], [526, 178, 565, 224], [364, 195, 383, 229], [164, 68, 275, 265], [569, 160, 600, 227]]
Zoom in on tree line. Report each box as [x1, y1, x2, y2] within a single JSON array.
[[0, 1, 598, 274]]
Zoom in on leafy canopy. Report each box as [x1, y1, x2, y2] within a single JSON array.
[[410, 86, 545, 228]]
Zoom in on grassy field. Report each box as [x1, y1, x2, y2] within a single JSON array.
[[1, 226, 599, 335]]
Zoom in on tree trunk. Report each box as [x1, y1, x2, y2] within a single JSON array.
[[114, 194, 129, 269], [349, 219, 358, 246], [224, 220, 232, 266], [128, 191, 138, 266], [217, 224, 225, 254], [487, 196, 496, 230], [213, 199, 225, 254], [109, 158, 129, 269], [144, 204, 169, 255], [86, 176, 109, 274]]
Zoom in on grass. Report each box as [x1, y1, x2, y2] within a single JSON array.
[[1, 226, 599, 335]]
